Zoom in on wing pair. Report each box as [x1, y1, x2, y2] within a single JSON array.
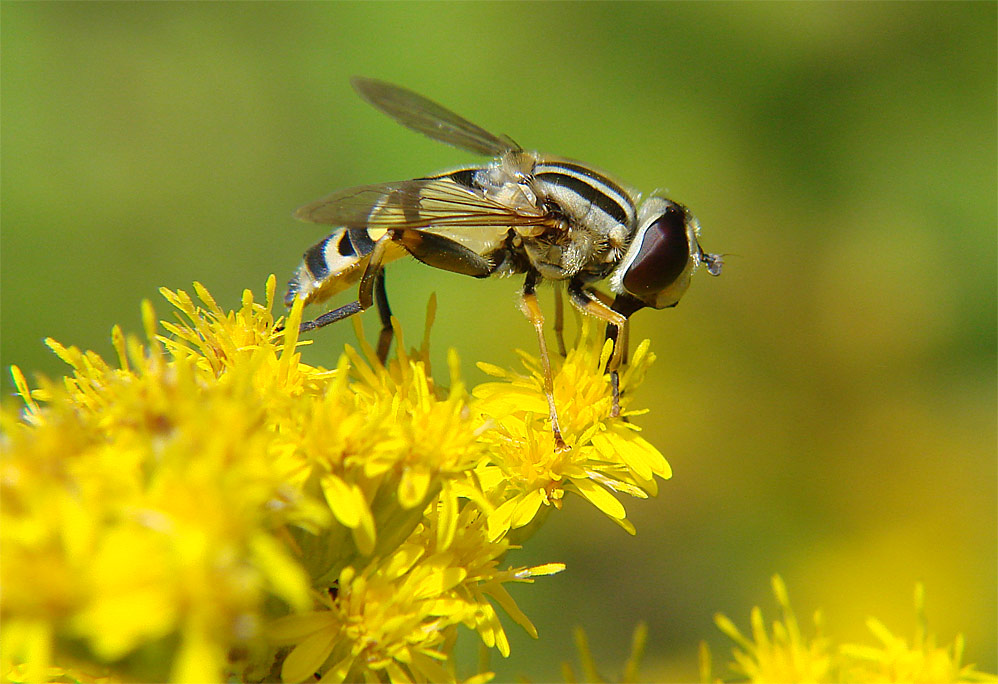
[[296, 78, 540, 233]]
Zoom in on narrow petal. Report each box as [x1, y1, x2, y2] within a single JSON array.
[[267, 612, 336, 643], [510, 490, 546, 529], [171, 628, 225, 684], [398, 467, 431, 510], [250, 533, 311, 612], [484, 583, 537, 638], [487, 498, 518, 541], [435, 484, 459, 551], [592, 432, 651, 481], [321, 474, 363, 529], [282, 628, 339, 684], [573, 479, 626, 520], [410, 567, 467, 600]]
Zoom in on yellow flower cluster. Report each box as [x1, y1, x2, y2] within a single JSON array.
[[703, 576, 997, 684], [1, 277, 670, 683], [474, 327, 668, 539]]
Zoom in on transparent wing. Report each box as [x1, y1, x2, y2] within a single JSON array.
[[295, 177, 554, 232], [352, 77, 521, 157]]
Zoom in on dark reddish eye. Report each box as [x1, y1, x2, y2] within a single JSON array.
[[622, 204, 690, 296]]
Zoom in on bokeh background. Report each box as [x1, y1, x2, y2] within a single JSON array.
[[2, 2, 995, 680]]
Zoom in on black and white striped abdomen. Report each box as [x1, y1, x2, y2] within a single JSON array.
[[285, 228, 377, 306]]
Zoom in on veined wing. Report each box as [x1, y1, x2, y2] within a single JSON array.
[[294, 177, 554, 232], [352, 77, 521, 157]]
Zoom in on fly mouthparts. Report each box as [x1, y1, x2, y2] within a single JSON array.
[[701, 251, 724, 276]]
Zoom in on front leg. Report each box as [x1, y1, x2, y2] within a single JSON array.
[[566, 282, 628, 417]]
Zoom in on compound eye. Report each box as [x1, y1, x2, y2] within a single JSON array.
[[622, 203, 691, 297]]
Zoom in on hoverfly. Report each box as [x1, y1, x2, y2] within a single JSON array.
[[287, 78, 722, 450]]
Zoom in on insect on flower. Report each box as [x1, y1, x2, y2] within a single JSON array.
[[286, 78, 722, 449]]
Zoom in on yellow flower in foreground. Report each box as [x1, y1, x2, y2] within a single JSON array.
[[2, 278, 668, 683], [270, 507, 562, 683], [474, 321, 670, 540], [3, 280, 321, 683], [705, 576, 997, 684]]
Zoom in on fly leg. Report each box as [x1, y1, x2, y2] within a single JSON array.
[[520, 272, 568, 451], [296, 302, 362, 335], [602, 318, 631, 415], [607, 294, 647, 416], [372, 270, 393, 363], [553, 282, 567, 357], [567, 282, 628, 418]]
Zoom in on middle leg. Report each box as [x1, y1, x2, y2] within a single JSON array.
[[553, 282, 567, 357], [520, 272, 568, 451], [566, 282, 628, 417]]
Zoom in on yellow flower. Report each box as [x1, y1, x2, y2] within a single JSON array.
[[270, 502, 563, 684], [2, 278, 589, 683], [473, 320, 671, 540], [706, 576, 997, 684], [711, 575, 831, 684], [838, 584, 998, 684], [2, 279, 322, 682]]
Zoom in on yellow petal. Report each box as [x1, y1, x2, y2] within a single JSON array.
[[510, 489, 546, 529], [268, 612, 335, 643], [485, 583, 537, 638], [383, 543, 424, 581], [250, 533, 311, 612], [629, 435, 672, 479], [171, 627, 225, 684], [282, 627, 338, 684], [435, 485, 458, 551], [475, 362, 509, 378], [398, 467, 431, 510], [317, 654, 356, 684], [385, 660, 413, 684], [351, 505, 376, 556], [573, 479, 626, 520], [520, 563, 566, 578], [487, 498, 517, 541], [592, 432, 651, 481], [320, 474, 363, 529], [408, 651, 452, 682], [410, 567, 467, 600], [75, 586, 176, 660]]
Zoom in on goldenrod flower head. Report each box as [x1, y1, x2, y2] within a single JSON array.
[[474, 320, 670, 539], [705, 576, 997, 684], [837, 583, 997, 684], [711, 575, 832, 684], [5, 278, 677, 683], [270, 506, 562, 683], [3, 279, 324, 683]]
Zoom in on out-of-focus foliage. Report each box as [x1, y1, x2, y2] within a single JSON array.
[[2, 3, 994, 681]]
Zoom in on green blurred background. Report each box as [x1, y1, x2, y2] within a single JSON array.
[[2, 2, 995, 680]]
